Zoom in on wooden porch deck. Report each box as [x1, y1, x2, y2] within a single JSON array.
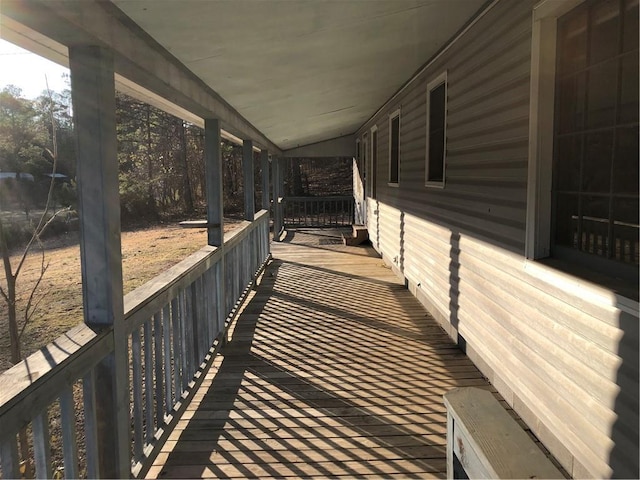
[[148, 228, 493, 479]]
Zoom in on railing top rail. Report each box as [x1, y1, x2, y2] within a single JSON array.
[[283, 196, 353, 201], [0, 211, 270, 434], [224, 209, 269, 251], [124, 245, 221, 332], [0, 324, 113, 432]]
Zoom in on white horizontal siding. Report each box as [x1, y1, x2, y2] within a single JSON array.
[[362, 0, 639, 478]]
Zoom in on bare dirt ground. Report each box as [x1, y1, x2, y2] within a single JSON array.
[[0, 220, 241, 372]]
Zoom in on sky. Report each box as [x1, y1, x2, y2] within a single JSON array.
[[0, 39, 69, 98]]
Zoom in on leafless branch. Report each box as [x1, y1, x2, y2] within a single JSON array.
[[15, 79, 61, 278], [20, 241, 49, 339], [14, 207, 70, 279]]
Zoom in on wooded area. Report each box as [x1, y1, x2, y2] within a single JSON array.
[[1, 85, 352, 239]]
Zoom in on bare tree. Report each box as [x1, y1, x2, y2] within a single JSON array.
[[0, 84, 70, 475]]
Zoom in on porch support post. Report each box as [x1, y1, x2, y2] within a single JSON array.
[[272, 156, 281, 241], [204, 119, 227, 341], [243, 139, 255, 221], [205, 119, 224, 247], [261, 149, 270, 211], [69, 45, 129, 478], [278, 158, 286, 235]]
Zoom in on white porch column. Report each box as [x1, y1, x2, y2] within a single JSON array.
[[261, 149, 270, 211], [204, 119, 227, 340], [272, 156, 281, 240], [243, 139, 255, 221], [205, 119, 224, 246], [69, 45, 129, 478]]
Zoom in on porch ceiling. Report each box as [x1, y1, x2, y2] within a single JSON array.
[[112, 0, 486, 150]]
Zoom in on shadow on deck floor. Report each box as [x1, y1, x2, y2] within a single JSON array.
[[148, 228, 493, 479]]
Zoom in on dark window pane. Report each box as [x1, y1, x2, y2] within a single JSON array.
[[619, 52, 639, 123], [623, 0, 639, 52], [583, 131, 614, 192], [557, 73, 586, 133], [558, 6, 588, 74], [581, 195, 611, 256], [555, 134, 582, 192], [428, 83, 446, 182], [587, 59, 618, 128], [555, 193, 580, 248], [553, 0, 638, 277], [613, 197, 639, 264], [614, 127, 640, 193], [429, 84, 445, 131], [390, 116, 399, 183], [429, 128, 445, 182], [589, 0, 620, 65]]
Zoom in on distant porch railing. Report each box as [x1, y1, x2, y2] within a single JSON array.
[[282, 196, 354, 228], [0, 210, 270, 479]]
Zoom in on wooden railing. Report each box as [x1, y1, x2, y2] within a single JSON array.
[[0, 210, 270, 479], [282, 196, 354, 228]]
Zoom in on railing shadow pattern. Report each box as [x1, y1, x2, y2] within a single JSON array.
[[150, 234, 493, 478]]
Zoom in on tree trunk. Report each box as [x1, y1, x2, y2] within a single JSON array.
[[178, 120, 194, 213], [0, 220, 31, 478], [145, 104, 157, 217]]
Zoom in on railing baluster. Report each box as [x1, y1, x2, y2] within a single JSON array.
[[200, 276, 208, 356], [59, 386, 79, 479], [233, 248, 239, 307], [179, 290, 189, 392], [132, 328, 144, 462], [193, 279, 201, 363], [1, 434, 20, 479], [163, 304, 172, 415], [143, 319, 154, 442], [225, 252, 231, 317], [82, 368, 99, 480], [33, 410, 51, 479], [208, 268, 217, 344], [186, 284, 195, 379], [153, 312, 164, 427], [245, 237, 250, 287], [171, 296, 181, 405], [216, 259, 226, 340]]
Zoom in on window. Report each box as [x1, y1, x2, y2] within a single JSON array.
[[370, 126, 378, 198], [426, 72, 447, 186], [389, 110, 400, 185], [553, 0, 638, 280], [528, 0, 638, 289]]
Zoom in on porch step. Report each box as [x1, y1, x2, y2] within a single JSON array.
[[342, 224, 369, 246]]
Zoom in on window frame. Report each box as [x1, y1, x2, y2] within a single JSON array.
[[526, 0, 639, 293], [425, 71, 448, 188], [526, 0, 585, 260], [388, 109, 401, 187]]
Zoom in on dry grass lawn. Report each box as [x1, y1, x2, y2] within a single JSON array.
[[0, 220, 241, 372]]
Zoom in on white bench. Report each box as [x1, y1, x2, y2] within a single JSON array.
[[443, 387, 564, 479]]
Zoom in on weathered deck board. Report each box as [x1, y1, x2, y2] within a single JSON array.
[[148, 228, 492, 479]]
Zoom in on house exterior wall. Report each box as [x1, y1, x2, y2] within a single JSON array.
[[357, 0, 639, 478]]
